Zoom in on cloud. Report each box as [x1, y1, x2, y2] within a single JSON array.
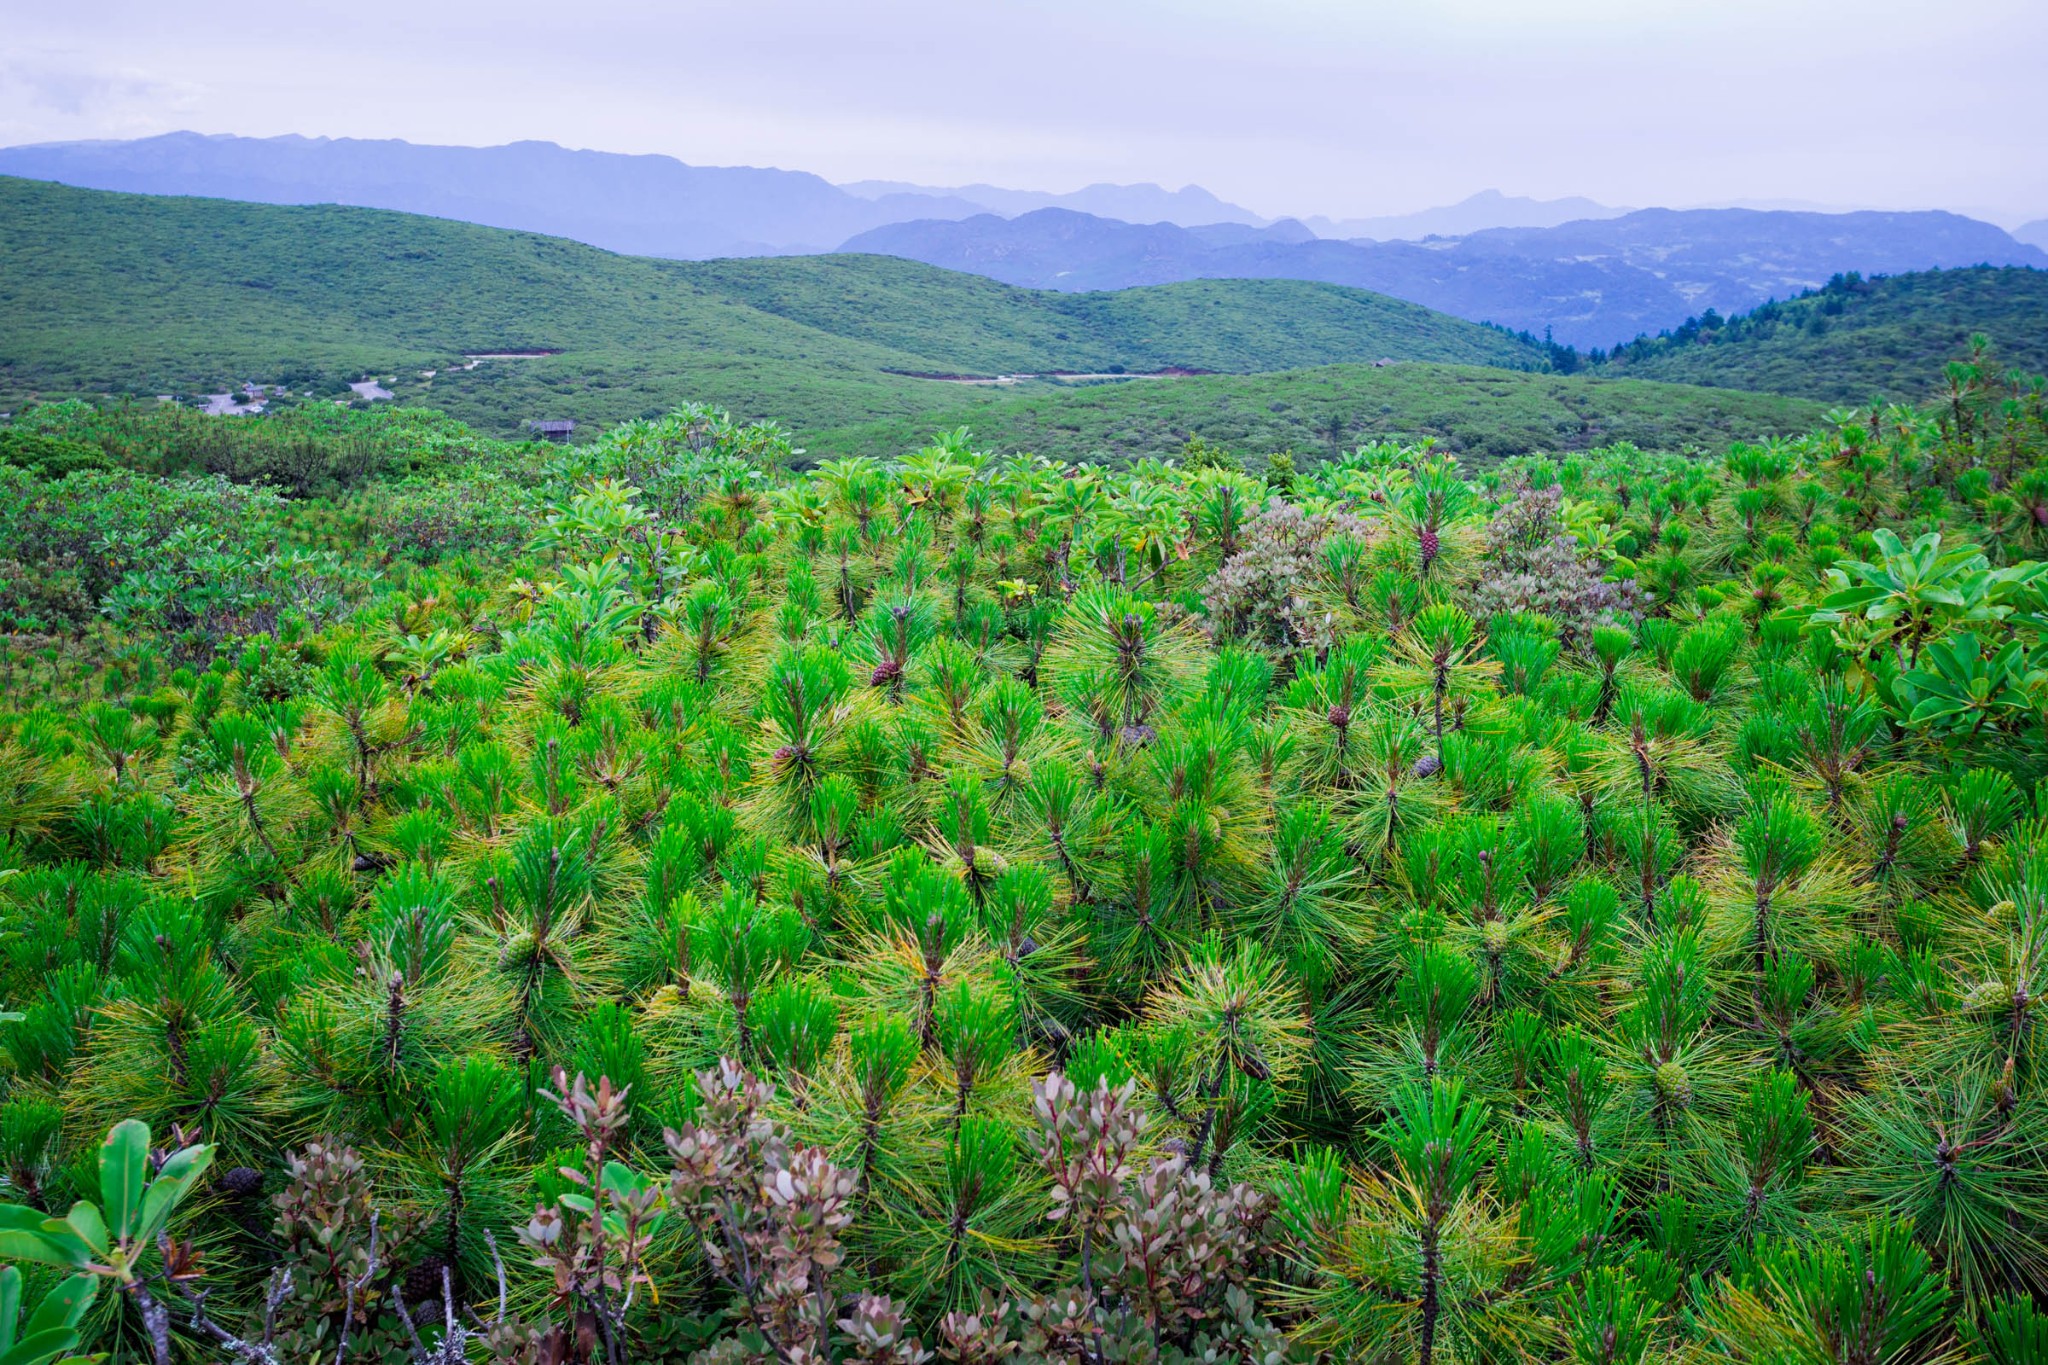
[[0, 2, 2043, 220], [0, 52, 200, 133]]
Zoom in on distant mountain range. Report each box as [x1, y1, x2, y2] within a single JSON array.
[[2017, 220, 2048, 251], [843, 207, 2048, 348], [839, 179, 1267, 228], [0, 132, 1290, 257], [0, 132, 998, 258], [1306, 190, 1631, 241], [3, 131, 2041, 351]]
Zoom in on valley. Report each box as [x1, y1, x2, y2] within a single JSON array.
[[0, 176, 1871, 461]]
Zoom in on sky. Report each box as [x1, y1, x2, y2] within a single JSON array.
[[3, 0, 2045, 225]]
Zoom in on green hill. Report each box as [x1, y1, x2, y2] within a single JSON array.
[[0, 175, 1826, 460], [670, 257, 1547, 375], [1597, 266, 2048, 401], [0, 176, 1540, 428]]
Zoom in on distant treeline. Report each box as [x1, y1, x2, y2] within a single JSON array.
[[1523, 265, 2048, 401]]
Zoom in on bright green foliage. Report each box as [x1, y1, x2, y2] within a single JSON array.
[[0, 1121, 209, 1362], [0, 1265, 96, 1365], [0, 342, 2044, 1363]]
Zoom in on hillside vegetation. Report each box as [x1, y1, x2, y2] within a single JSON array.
[[0, 340, 2045, 1363], [811, 362, 1823, 464], [0, 176, 1833, 462], [0, 176, 1544, 431], [1598, 266, 2048, 401]]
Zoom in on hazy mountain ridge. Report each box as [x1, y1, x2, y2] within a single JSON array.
[[0, 132, 995, 258], [1309, 189, 1631, 241], [0, 132, 1278, 254], [837, 178, 1268, 227], [841, 206, 2048, 347]]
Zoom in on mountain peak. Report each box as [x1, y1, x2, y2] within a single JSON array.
[[837, 177, 1265, 227]]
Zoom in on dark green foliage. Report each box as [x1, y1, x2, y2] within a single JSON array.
[[0, 430, 111, 478]]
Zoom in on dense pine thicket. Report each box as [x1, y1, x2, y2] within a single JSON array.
[[0, 357, 2047, 1365]]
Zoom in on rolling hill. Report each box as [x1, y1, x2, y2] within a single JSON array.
[[0, 175, 1825, 461], [0, 175, 1547, 430], [1597, 266, 2048, 402], [842, 206, 2048, 347]]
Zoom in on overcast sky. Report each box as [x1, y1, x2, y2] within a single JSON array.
[[4, 0, 2044, 224]]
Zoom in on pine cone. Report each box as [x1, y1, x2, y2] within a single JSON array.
[[217, 1166, 265, 1200], [403, 1254, 451, 1305]]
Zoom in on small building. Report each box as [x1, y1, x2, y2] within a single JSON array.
[[526, 419, 576, 444]]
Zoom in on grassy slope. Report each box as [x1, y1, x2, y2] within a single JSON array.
[[0, 177, 1539, 429], [0, 177, 951, 433], [806, 364, 1825, 464], [1602, 266, 2048, 402]]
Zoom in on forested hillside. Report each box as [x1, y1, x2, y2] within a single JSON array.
[[1596, 266, 2048, 401], [0, 340, 2044, 1363]]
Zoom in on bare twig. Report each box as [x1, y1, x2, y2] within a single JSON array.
[[333, 1209, 382, 1365], [475, 1229, 510, 1330], [151, 1233, 292, 1365], [261, 1265, 294, 1346], [392, 1281, 431, 1360], [126, 1278, 174, 1365], [396, 1264, 479, 1365]]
